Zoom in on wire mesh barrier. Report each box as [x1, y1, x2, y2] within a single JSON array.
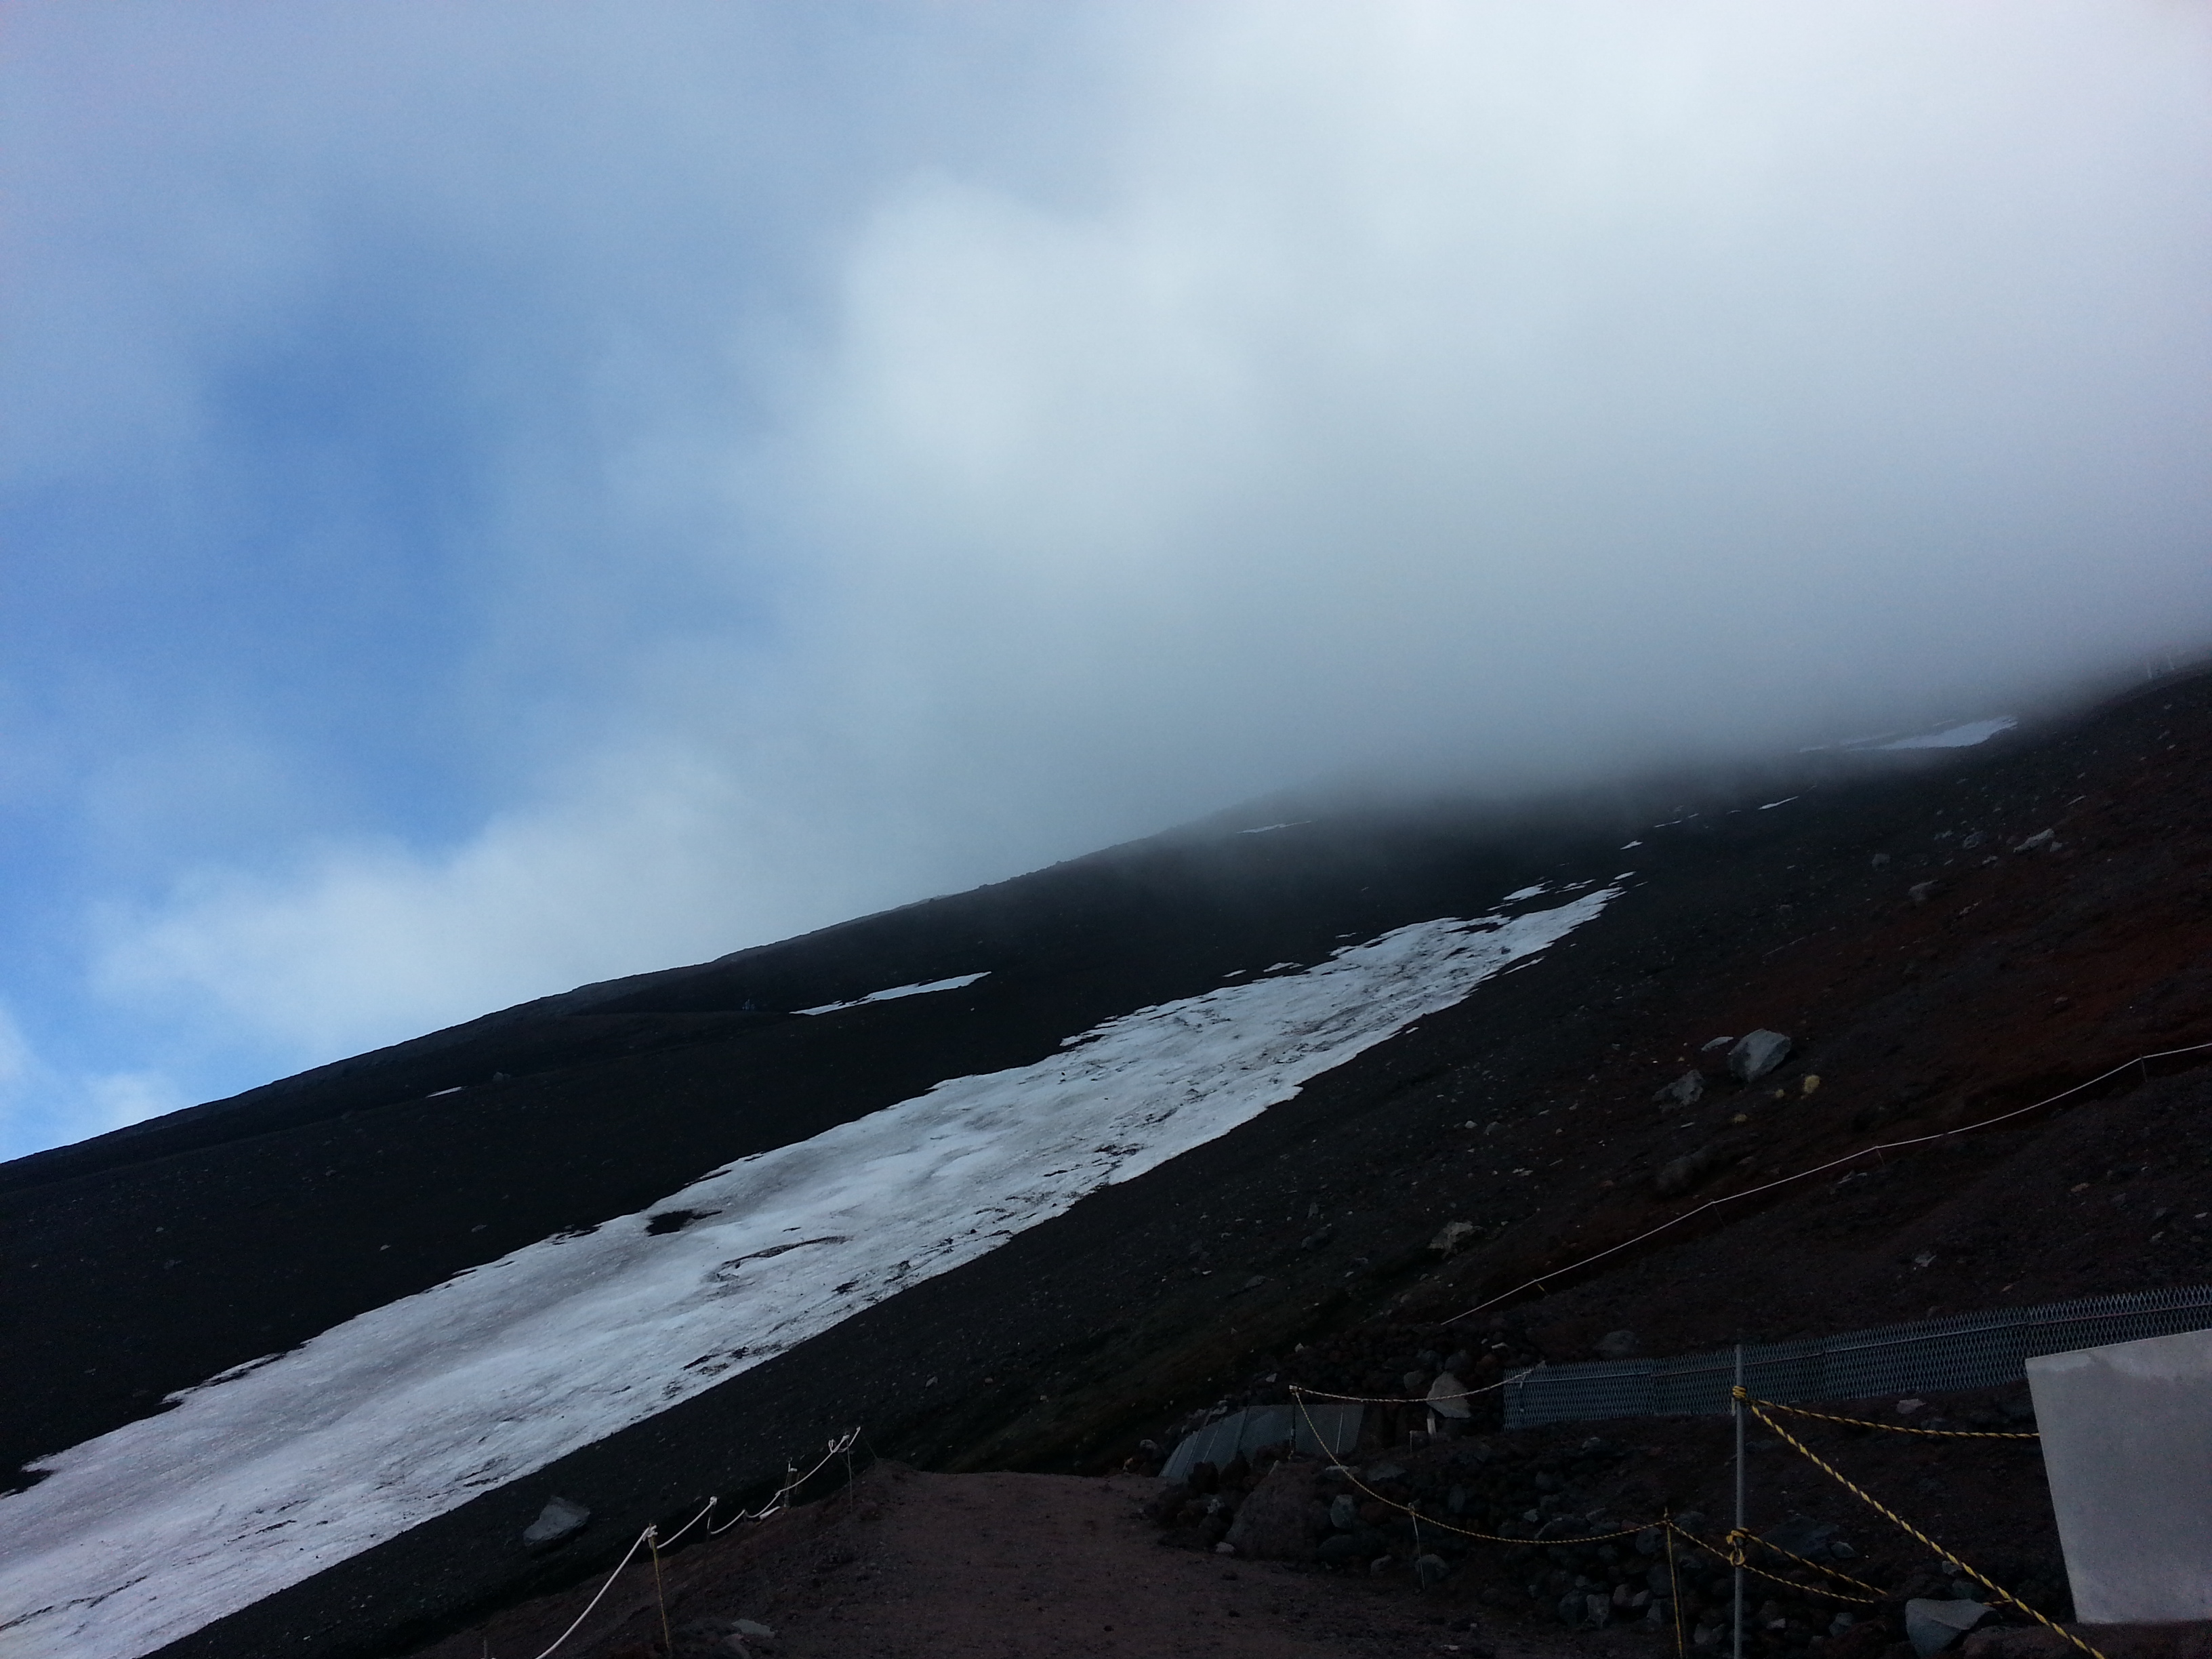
[[1502, 1284, 2212, 1429]]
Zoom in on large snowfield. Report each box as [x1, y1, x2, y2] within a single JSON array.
[[0, 885, 1618, 1659]]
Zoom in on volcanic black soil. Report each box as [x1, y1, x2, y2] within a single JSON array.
[[5, 666, 2211, 1659]]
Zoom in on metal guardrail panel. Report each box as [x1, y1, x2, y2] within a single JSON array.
[[1162, 1401, 1363, 1482], [1504, 1285, 2212, 1429]]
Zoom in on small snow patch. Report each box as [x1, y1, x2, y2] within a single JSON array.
[[1873, 717, 2018, 751], [800, 972, 989, 1016], [1757, 797, 1799, 811], [1237, 821, 1310, 835]]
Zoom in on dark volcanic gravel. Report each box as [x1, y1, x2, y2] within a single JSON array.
[[5, 667, 2211, 1659]]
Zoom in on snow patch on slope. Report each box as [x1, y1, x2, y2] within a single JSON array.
[[1874, 716, 2018, 750], [0, 886, 1619, 1659], [798, 971, 989, 1015]]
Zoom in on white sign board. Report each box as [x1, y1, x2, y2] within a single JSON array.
[[2027, 1325, 2212, 1624]]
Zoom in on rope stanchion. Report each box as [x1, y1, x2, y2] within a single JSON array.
[[1665, 1511, 1688, 1659], [1286, 1389, 1656, 1549], [1735, 1389, 2108, 1659], [648, 1530, 674, 1658], [1755, 1399, 2039, 1441], [706, 1427, 863, 1536], [1702, 1524, 1882, 1605], [523, 1525, 656, 1659], [1445, 1038, 2212, 1326], [515, 1433, 861, 1659]]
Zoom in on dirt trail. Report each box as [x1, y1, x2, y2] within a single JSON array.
[[411, 1465, 1595, 1659]]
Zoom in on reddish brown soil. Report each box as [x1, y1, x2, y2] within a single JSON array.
[[409, 1465, 1580, 1659], [26, 670, 2212, 1659]]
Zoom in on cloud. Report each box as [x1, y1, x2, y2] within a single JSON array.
[[0, 998, 183, 1157], [15, 3, 2212, 1118]]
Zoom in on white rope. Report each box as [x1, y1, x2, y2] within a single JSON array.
[[523, 1525, 655, 1659], [1444, 1038, 2212, 1325]]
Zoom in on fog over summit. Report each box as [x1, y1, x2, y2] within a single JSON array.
[[4, 1, 2209, 1155]]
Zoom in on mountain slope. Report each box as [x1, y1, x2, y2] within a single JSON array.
[[3, 668, 2209, 1659]]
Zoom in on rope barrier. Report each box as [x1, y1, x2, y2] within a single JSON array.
[[523, 1525, 657, 1659], [1755, 1398, 2039, 1441], [1288, 1389, 1658, 1548], [1444, 1038, 2212, 1326], [1736, 1389, 2107, 1659], [514, 1429, 861, 1659], [1286, 1368, 1536, 1406], [1707, 1525, 1883, 1605], [706, 1427, 863, 1535]]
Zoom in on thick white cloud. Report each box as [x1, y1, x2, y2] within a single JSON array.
[[20, 3, 2212, 1105]]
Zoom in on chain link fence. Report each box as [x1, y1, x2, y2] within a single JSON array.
[[1502, 1284, 2212, 1429]]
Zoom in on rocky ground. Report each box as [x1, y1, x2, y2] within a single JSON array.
[[9, 667, 2212, 1659], [407, 1463, 1559, 1659]]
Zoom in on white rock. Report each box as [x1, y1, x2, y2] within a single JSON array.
[[1728, 1030, 1793, 1084]]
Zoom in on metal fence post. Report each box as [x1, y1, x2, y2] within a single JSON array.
[[1733, 1343, 1745, 1659]]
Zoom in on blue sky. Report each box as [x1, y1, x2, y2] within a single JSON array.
[[5, 1, 2211, 1160]]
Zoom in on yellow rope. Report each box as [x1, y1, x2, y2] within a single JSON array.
[[1736, 1390, 2105, 1659], [1706, 1525, 1882, 1604], [1288, 1389, 1655, 1547], [1756, 1398, 2039, 1441]]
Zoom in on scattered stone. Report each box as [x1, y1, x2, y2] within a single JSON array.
[[522, 1494, 590, 1548], [1800, 1074, 1822, 1095], [1223, 1462, 1324, 1561], [1962, 1629, 2073, 1659], [1427, 1372, 1473, 1419], [1364, 1461, 1407, 1483], [1330, 1492, 1360, 1530], [1910, 880, 1940, 904], [1701, 1035, 1736, 1052], [1871, 852, 1891, 868], [1656, 1147, 1726, 1197], [1764, 1513, 1837, 1557], [1595, 1330, 1639, 1361], [1429, 1221, 1478, 1254], [1416, 1552, 1450, 1587], [2015, 828, 2058, 853], [1654, 1070, 1706, 1108], [1906, 1597, 1990, 1656], [1214, 1540, 1236, 1554], [1729, 1030, 1793, 1084]]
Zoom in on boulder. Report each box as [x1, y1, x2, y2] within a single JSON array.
[[1427, 1372, 1474, 1420], [1963, 1632, 2072, 1659], [1223, 1463, 1325, 1562], [1656, 1147, 1726, 1197], [1729, 1030, 1793, 1084], [1907, 1598, 1991, 1656], [522, 1494, 591, 1549], [1429, 1221, 1479, 1254]]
